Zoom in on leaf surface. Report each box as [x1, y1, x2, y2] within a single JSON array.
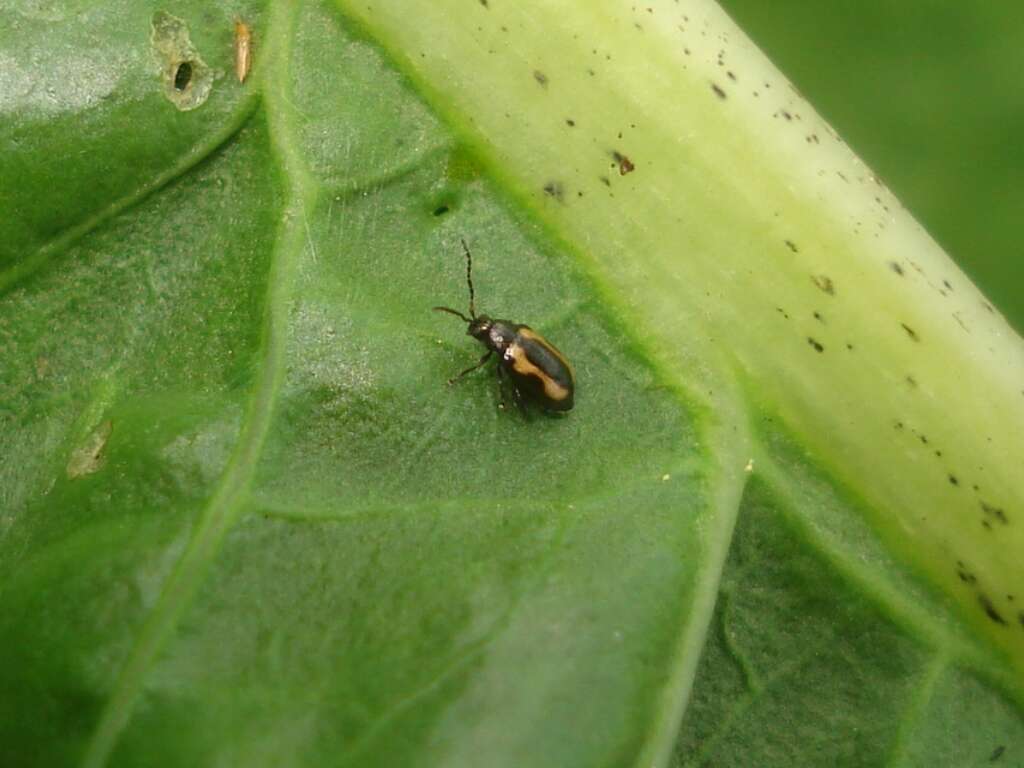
[[1, 1, 1022, 767]]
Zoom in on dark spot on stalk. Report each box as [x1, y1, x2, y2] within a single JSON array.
[[542, 181, 564, 200], [612, 151, 635, 175], [981, 502, 1008, 525], [956, 561, 976, 584], [979, 594, 1008, 625], [812, 275, 835, 295]]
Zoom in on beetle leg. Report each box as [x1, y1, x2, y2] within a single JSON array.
[[447, 350, 493, 385], [495, 361, 508, 409]]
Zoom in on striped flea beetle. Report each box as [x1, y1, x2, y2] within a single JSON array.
[[434, 239, 575, 412]]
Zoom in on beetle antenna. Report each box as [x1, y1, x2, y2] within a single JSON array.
[[460, 237, 476, 318], [432, 306, 471, 323]]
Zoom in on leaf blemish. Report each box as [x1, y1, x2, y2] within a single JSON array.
[[533, 69, 549, 87], [66, 420, 113, 479], [711, 83, 727, 99], [889, 261, 904, 276], [784, 239, 798, 253], [900, 323, 919, 342], [807, 337, 824, 353], [151, 11, 213, 111]]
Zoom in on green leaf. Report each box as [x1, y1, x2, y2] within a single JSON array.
[[1, 1, 1021, 767]]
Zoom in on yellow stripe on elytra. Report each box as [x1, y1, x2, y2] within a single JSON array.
[[516, 327, 574, 375], [505, 343, 570, 401]]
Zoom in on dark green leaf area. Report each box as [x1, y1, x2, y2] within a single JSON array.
[[0, 0, 263, 270], [0, 122, 278, 766], [674, 476, 1024, 767]]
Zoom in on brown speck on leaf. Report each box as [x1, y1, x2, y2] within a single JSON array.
[[612, 151, 635, 175], [949, 474, 959, 486], [812, 275, 835, 295], [566, 118, 576, 127], [711, 83, 726, 99], [807, 337, 824, 353], [599, 175, 611, 187], [889, 261, 905, 276], [990, 745, 1006, 762], [905, 375, 917, 388], [533, 70, 548, 87], [784, 239, 798, 253], [901, 323, 919, 342]]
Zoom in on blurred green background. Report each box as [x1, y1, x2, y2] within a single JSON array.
[[720, 1, 1024, 334]]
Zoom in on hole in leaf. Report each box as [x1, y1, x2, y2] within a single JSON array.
[[173, 61, 193, 91]]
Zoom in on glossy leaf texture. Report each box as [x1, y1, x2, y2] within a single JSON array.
[[0, 1, 1022, 767]]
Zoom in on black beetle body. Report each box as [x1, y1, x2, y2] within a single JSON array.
[[435, 241, 575, 412]]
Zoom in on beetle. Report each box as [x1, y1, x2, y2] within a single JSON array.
[[433, 239, 575, 412]]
